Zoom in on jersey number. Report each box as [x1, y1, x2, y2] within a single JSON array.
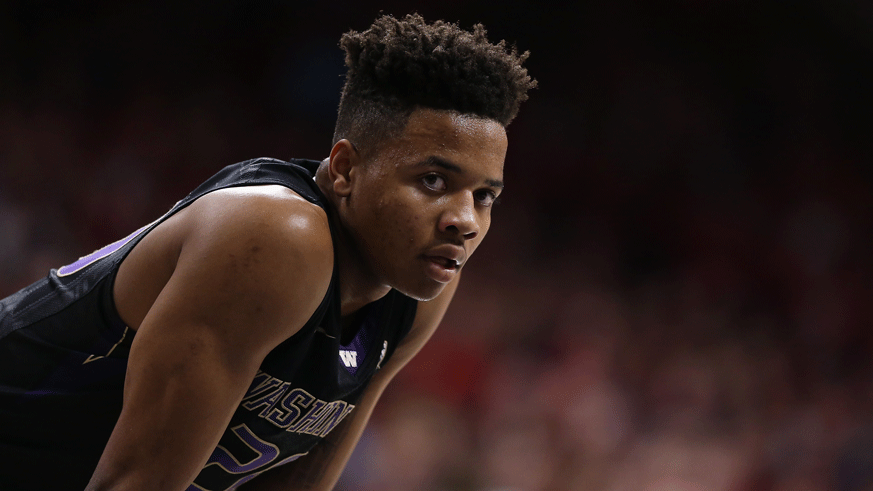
[[187, 425, 305, 491]]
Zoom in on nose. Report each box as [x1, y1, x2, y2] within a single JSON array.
[[439, 192, 479, 240]]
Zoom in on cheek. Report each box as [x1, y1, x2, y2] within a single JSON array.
[[383, 188, 427, 223], [371, 195, 427, 246], [400, 208, 428, 245], [468, 216, 492, 254], [468, 233, 486, 256]]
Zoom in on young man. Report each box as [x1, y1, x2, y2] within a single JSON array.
[[0, 14, 535, 491]]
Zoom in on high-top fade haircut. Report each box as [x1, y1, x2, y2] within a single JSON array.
[[333, 13, 537, 156]]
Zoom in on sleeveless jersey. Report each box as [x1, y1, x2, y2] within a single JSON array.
[[0, 158, 418, 491]]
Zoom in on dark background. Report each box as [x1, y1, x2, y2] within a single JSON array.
[[2, 1, 872, 489]]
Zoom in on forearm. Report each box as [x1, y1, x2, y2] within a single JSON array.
[[86, 338, 258, 490]]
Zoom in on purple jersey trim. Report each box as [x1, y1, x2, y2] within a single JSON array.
[[57, 224, 149, 277]]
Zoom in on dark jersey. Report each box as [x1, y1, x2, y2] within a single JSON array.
[[0, 158, 418, 491]]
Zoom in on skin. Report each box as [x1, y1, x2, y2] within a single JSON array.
[[320, 108, 507, 311], [86, 107, 507, 490]]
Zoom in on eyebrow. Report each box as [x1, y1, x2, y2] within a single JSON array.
[[415, 156, 505, 189]]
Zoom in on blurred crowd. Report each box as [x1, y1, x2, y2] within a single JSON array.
[[2, 1, 872, 490]]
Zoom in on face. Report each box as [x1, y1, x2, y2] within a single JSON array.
[[338, 108, 508, 301]]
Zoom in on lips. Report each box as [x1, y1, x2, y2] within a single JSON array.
[[423, 245, 466, 283], [430, 256, 459, 269], [424, 244, 466, 268]]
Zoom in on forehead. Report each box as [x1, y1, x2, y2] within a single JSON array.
[[377, 108, 508, 175], [403, 108, 506, 145]]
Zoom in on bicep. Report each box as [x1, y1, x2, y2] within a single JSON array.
[[368, 273, 461, 382], [88, 192, 333, 490]]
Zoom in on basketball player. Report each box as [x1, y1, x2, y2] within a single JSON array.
[[0, 14, 535, 491]]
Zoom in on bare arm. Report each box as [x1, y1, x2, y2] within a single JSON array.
[[86, 187, 334, 491], [241, 274, 462, 491]]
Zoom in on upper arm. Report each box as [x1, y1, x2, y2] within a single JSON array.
[[88, 187, 333, 490], [378, 275, 461, 379], [143, 188, 333, 361]]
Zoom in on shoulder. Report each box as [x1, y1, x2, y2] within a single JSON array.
[[182, 184, 333, 260], [116, 184, 334, 346], [172, 185, 335, 349], [180, 185, 334, 319]]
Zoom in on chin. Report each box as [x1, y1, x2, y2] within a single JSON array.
[[394, 280, 447, 302]]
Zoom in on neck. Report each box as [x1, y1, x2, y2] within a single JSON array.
[[315, 160, 391, 318]]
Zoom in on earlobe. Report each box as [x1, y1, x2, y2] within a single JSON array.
[[328, 139, 358, 198]]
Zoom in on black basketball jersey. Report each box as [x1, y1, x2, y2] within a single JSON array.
[[0, 158, 418, 491]]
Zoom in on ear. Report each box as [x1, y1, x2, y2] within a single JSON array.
[[328, 139, 359, 198]]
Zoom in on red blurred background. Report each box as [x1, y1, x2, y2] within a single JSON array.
[[2, 1, 872, 490]]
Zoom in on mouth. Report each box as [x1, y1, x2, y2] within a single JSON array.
[[422, 244, 466, 283], [429, 256, 460, 270], [423, 255, 461, 283]]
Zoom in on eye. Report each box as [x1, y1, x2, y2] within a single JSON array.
[[474, 189, 500, 207], [422, 174, 447, 192]]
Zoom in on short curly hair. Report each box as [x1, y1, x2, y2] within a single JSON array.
[[332, 14, 536, 154]]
